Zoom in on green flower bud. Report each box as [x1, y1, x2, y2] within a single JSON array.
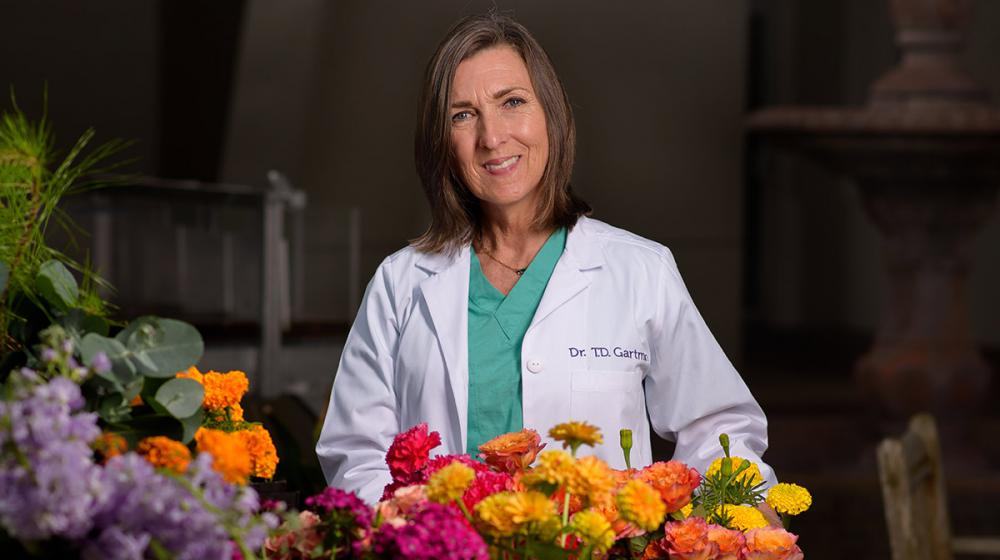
[[719, 433, 730, 457], [620, 429, 633, 470]]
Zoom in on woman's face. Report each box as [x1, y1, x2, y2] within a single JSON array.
[[449, 45, 549, 215]]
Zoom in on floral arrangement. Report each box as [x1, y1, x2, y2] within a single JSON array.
[[0, 336, 277, 559], [265, 422, 811, 559]]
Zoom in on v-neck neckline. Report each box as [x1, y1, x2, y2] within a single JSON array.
[[470, 228, 565, 315]]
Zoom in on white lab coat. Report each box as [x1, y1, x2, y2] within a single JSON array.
[[317, 217, 776, 504]]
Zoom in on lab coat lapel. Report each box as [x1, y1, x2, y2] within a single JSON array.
[[415, 247, 470, 451], [529, 219, 604, 330]]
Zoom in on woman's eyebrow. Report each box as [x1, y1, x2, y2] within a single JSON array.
[[450, 86, 530, 109]]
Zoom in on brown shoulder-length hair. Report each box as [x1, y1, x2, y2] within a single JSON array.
[[412, 13, 591, 254]]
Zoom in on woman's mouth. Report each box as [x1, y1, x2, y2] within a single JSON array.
[[483, 155, 520, 174]]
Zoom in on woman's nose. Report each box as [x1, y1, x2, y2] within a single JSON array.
[[477, 111, 506, 150]]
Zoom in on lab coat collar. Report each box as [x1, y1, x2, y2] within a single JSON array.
[[411, 217, 605, 452]]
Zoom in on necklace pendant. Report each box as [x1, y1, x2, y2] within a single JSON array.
[[515, 268, 527, 276]]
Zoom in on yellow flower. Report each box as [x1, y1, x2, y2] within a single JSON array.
[[706, 456, 764, 487], [521, 450, 576, 488], [549, 421, 603, 452], [568, 456, 616, 508], [474, 491, 560, 539], [679, 503, 693, 518], [475, 492, 519, 537], [178, 368, 249, 410], [616, 479, 666, 531], [426, 462, 475, 504], [717, 504, 769, 532], [136, 436, 191, 474], [236, 424, 279, 479], [570, 509, 615, 553], [766, 483, 812, 516], [195, 428, 252, 485]]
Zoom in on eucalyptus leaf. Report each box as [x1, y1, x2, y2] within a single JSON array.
[[79, 333, 136, 385], [178, 408, 204, 444], [35, 260, 79, 311], [97, 394, 131, 424], [153, 378, 204, 419], [0, 260, 8, 294], [59, 309, 110, 337], [114, 414, 182, 448], [117, 316, 203, 377]]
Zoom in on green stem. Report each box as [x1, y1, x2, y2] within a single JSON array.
[[559, 490, 571, 547], [456, 498, 473, 523]]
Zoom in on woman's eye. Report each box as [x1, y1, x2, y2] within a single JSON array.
[[451, 110, 473, 123], [504, 97, 526, 108]]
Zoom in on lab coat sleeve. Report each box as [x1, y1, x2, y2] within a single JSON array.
[[316, 258, 400, 504], [643, 249, 778, 487]]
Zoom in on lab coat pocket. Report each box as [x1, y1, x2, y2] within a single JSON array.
[[569, 370, 643, 450]]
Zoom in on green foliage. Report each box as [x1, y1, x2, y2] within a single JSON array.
[[0, 93, 128, 358], [690, 434, 766, 530]]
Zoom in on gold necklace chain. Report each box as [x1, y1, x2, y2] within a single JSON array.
[[480, 249, 529, 276]]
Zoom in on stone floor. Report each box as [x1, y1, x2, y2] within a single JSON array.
[[202, 326, 1000, 559]]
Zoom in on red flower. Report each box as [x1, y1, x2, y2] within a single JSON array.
[[385, 423, 442, 485], [462, 470, 516, 510]]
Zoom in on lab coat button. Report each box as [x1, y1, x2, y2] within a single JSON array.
[[527, 359, 543, 373]]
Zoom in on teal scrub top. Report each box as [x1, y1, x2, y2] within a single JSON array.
[[466, 228, 567, 455]]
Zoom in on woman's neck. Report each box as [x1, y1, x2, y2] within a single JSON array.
[[478, 208, 553, 262]]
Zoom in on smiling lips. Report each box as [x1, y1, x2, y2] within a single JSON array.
[[483, 155, 520, 174]]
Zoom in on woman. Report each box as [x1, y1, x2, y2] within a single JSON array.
[[316, 14, 775, 505]]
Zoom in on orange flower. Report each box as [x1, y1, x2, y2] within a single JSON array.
[[742, 527, 803, 560], [136, 436, 192, 474], [129, 394, 144, 407], [662, 516, 718, 560], [93, 432, 128, 463], [636, 461, 701, 513], [617, 479, 666, 531], [178, 367, 249, 410], [195, 428, 252, 485], [569, 456, 616, 508], [236, 424, 279, 479], [478, 428, 546, 474], [707, 524, 746, 560]]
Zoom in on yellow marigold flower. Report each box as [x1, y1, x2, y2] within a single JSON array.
[[549, 421, 603, 452], [616, 479, 666, 531], [569, 456, 616, 508], [570, 509, 615, 553], [680, 503, 693, 518], [717, 504, 769, 532], [236, 424, 279, 479], [521, 450, 576, 488], [93, 432, 128, 463], [766, 483, 812, 516], [474, 491, 560, 539], [706, 456, 764, 487], [426, 462, 475, 504], [137, 436, 191, 474], [195, 428, 252, 485]]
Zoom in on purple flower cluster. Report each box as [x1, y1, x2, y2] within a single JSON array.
[[83, 453, 273, 560], [0, 371, 105, 539], [306, 486, 373, 527], [0, 371, 276, 559], [372, 502, 488, 560]]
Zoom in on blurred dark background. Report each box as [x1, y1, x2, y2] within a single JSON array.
[[3, 1, 999, 557]]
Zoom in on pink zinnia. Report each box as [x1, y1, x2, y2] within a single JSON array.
[[462, 470, 515, 510]]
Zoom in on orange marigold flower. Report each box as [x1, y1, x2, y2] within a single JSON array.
[[707, 524, 746, 560], [137, 436, 192, 474], [617, 479, 666, 531], [229, 402, 245, 422], [178, 367, 249, 410], [636, 460, 701, 513], [129, 394, 144, 407], [478, 428, 546, 474], [176, 365, 204, 383], [662, 516, 718, 559], [93, 432, 128, 463], [743, 527, 803, 560], [569, 456, 616, 508], [195, 428, 252, 485], [236, 424, 279, 479]]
